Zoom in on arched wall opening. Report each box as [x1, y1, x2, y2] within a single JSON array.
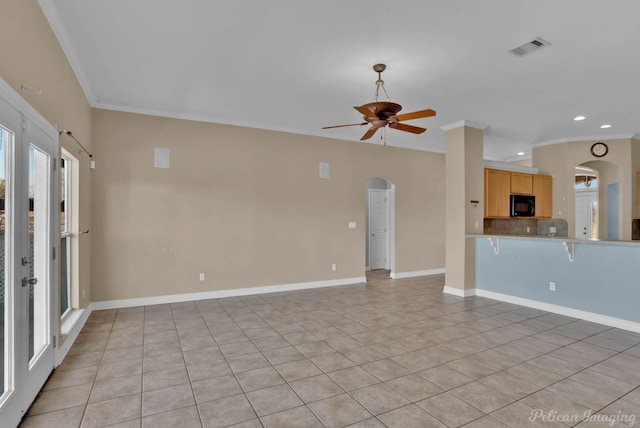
[[574, 160, 620, 240]]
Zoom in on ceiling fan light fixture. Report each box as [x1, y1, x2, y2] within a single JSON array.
[[322, 64, 436, 141]]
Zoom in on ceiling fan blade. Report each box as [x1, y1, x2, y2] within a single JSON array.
[[354, 105, 378, 118], [322, 122, 367, 129], [393, 108, 436, 122], [389, 122, 427, 134], [360, 127, 378, 140]]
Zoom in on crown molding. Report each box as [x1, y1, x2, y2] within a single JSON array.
[[531, 133, 640, 149], [483, 160, 538, 174], [440, 120, 489, 132]]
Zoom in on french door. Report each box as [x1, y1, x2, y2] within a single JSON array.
[[0, 82, 58, 427]]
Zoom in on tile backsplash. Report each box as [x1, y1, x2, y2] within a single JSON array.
[[484, 218, 568, 237]]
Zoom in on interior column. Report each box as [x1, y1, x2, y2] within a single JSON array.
[[441, 121, 486, 296]]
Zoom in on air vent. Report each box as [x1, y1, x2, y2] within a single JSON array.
[[508, 37, 551, 57]]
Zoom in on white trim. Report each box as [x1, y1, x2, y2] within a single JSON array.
[[388, 183, 396, 275], [443, 286, 476, 297], [483, 160, 539, 174], [54, 307, 92, 367], [391, 268, 445, 279], [440, 120, 489, 131], [531, 133, 640, 149], [368, 188, 390, 270], [0, 78, 57, 137], [476, 289, 640, 334], [92, 104, 444, 154], [90, 276, 367, 310], [501, 155, 533, 163], [37, 0, 96, 105]]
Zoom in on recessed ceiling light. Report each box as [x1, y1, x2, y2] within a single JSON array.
[[600, 124, 612, 129], [517, 152, 525, 156], [574, 116, 586, 121]]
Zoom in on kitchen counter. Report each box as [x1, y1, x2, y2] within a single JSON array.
[[469, 233, 640, 248]]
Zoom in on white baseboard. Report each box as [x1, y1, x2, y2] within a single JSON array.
[[443, 286, 477, 297], [476, 289, 640, 334], [54, 307, 92, 367], [390, 268, 445, 279], [90, 276, 367, 310]]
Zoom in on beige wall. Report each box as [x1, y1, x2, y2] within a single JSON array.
[[90, 109, 445, 301], [631, 139, 640, 219], [444, 125, 483, 292], [533, 138, 633, 239], [0, 0, 92, 308]]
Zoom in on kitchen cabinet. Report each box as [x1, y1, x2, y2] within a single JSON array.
[[533, 174, 552, 218], [511, 172, 533, 195], [484, 168, 511, 218]]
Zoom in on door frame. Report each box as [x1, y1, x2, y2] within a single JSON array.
[[0, 77, 59, 427], [366, 180, 395, 275]]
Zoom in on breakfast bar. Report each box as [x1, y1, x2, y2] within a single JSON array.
[[472, 234, 640, 331]]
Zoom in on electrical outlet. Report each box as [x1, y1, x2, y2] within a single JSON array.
[[199, 273, 205, 281], [527, 227, 530, 233], [331, 264, 337, 271], [550, 227, 556, 233], [549, 282, 556, 291]]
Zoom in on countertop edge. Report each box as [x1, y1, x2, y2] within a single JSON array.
[[467, 234, 640, 247]]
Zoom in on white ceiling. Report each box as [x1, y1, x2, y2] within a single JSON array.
[[39, 0, 640, 160]]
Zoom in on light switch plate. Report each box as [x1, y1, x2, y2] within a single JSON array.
[[154, 148, 170, 168], [348, 222, 356, 229], [319, 162, 330, 179]]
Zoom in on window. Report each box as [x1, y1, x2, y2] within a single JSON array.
[[60, 155, 71, 318]]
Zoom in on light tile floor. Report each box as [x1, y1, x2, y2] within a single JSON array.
[[19, 274, 640, 427]]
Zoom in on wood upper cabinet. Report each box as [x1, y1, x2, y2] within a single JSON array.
[[485, 169, 553, 219], [484, 168, 511, 218], [510, 172, 533, 195], [533, 174, 552, 218]]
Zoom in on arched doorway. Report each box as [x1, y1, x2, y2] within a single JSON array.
[[365, 177, 395, 279], [574, 160, 620, 240], [574, 166, 598, 239]]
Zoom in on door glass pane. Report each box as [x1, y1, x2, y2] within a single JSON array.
[[60, 157, 70, 317], [28, 145, 49, 363], [60, 236, 69, 316], [1, 128, 7, 395]]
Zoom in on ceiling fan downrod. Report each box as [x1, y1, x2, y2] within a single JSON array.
[[373, 64, 390, 102]]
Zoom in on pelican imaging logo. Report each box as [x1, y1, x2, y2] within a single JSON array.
[[529, 409, 636, 426]]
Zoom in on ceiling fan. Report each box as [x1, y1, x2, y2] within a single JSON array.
[[323, 64, 436, 141]]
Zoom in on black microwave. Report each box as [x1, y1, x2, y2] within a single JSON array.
[[510, 194, 535, 217]]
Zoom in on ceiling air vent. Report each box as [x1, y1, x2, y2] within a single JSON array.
[[508, 37, 551, 57]]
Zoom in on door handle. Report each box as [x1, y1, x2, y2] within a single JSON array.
[[22, 277, 38, 288]]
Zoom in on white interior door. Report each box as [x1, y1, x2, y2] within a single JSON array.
[[0, 84, 57, 427], [575, 191, 597, 239], [369, 189, 389, 270]]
